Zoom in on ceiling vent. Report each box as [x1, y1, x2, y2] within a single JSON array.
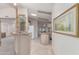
[[5, 16, 9, 18], [38, 17, 48, 20], [38, 10, 51, 15]]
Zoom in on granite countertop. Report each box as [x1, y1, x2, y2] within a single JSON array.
[[11, 32, 31, 36]]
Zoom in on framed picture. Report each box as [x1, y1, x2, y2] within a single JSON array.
[[53, 4, 79, 37]]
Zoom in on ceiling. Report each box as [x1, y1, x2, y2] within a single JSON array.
[[0, 3, 13, 8], [0, 3, 53, 22], [17, 3, 53, 22]]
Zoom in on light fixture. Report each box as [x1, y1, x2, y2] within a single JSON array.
[[13, 3, 17, 6], [31, 13, 37, 16]]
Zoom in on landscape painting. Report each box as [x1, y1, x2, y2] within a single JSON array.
[[54, 6, 78, 36], [54, 13, 74, 32]]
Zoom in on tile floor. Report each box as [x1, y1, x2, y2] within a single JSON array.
[[0, 36, 15, 55], [0, 36, 54, 55], [31, 38, 53, 55]]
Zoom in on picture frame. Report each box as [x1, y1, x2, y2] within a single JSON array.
[[53, 4, 79, 37]]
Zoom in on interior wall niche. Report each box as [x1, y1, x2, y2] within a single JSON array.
[[19, 15, 26, 32]]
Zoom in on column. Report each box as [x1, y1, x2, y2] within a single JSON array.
[[13, 5, 31, 55]]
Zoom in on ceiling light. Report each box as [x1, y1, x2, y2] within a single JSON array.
[[31, 13, 37, 16], [13, 3, 17, 6]]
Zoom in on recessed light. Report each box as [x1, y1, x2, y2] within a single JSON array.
[[13, 3, 17, 6], [31, 13, 37, 16]]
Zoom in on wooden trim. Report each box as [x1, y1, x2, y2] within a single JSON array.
[[0, 19, 1, 46], [53, 4, 78, 20], [53, 3, 79, 37], [16, 7, 27, 32], [16, 6, 19, 33], [54, 32, 77, 37], [76, 4, 79, 37]]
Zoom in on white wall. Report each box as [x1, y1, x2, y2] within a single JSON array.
[[0, 7, 16, 36], [29, 19, 38, 39], [52, 3, 79, 54], [1, 19, 16, 36], [32, 20, 38, 39], [28, 25, 34, 39], [0, 7, 16, 18]]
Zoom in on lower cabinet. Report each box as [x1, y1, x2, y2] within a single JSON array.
[[13, 33, 31, 55], [40, 33, 49, 45]]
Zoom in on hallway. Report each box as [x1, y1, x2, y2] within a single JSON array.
[[0, 3, 79, 55], [31, 38, 53, 55]]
